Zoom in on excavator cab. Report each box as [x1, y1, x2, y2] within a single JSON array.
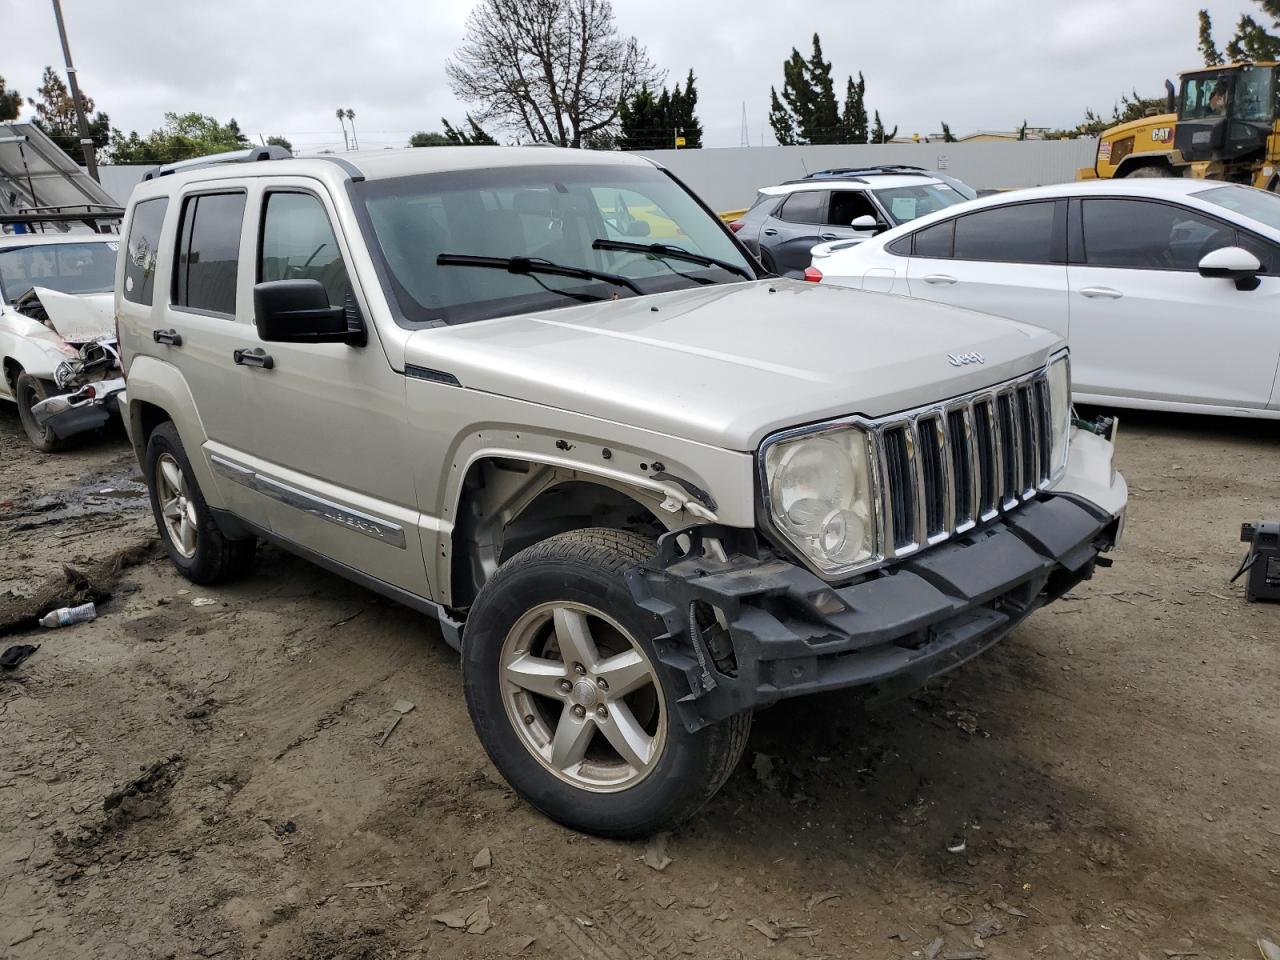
[[1175, 64, 1277, 170]]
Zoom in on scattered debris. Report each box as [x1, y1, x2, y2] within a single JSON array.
[[432, 900, 493, 935], [473, 846, 491, 870], [376, 715, 402, 748], [38, 601, 97, 628], [747, 918, 780, 941], [0, 643, 40, 670], [273, 821, 296, 837], [752, 752, 777, 789], [925, 936, 945, 960], [0, 541, 155, 638], [344, 879, 391, 890], [993, 900, 1028, 919], [973, 916, 1004, 939], [942, 905, 974, 926], [946, 835, 967, 854], [452, 878, 489, 894], [942, 952, 986, 960], [191, 597, 217, 608], [392, 699, 416, 714], [655, 895, 677, 909], [506, 934, 536, 955], [643, 832, 672, 871], [1258, 938, 1280, 960], [806, 891, 841, 911]]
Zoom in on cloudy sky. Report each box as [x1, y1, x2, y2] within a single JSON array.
[[0, 0, 1258, 152]]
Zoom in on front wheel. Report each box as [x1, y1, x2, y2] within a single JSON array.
[[14, 372, 67, 453], [462, 528, 750, 838]]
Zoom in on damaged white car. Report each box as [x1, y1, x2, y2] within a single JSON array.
[[0, 231, 124, 451]]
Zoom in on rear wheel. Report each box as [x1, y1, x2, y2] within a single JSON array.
[[462, 528, 751, 837], [145, 421, 255, 584], [14, 372, 66, 453]]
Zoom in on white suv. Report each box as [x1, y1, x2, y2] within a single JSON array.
[[115, 146, 1125, 837], [732, 166, 976, 277]]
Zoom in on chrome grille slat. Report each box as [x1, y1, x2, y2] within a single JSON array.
[[874, 367, 1057, 558]]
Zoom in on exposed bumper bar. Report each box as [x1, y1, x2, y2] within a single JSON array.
[[627, 494, 1121, 732], [31, 376, 125, 438]]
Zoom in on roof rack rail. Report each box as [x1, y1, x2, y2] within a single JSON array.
[[0, 203, 124, 234], [142, 144, 293, 181], [801, 164, 928, 180]]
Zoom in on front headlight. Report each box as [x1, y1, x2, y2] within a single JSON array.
[[1047, 351, 1071, 477], [54, 360, 78, 390], [764, 428, 878, 575]]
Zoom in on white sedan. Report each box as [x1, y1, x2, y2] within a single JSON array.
[[807, 179, 1280, 419]]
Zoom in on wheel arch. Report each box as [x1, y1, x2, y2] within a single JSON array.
[[121, 355, 224, 511], [444, 455, 695, 612], [1115, 155, 1176, 178]]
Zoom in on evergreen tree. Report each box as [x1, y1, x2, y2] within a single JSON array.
[[804, 35, 840, 143], [869, 110, 896, 144], [444, 114, 498, 144], [1225, 13, 1280, 60], [0, 75, 20, 121], [768, 87, 797, 145], [841, 72, 868, 143], [1199, 9, 1225, 64], [266, 135, 293, 153], [618, 72, 703, 150], [771, 47, 814, 144]]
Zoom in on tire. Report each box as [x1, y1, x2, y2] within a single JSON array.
[[462, 528, 751, 838], [15, 372, 67, 453], [144, 421, 255, 584], [1126, 164, 1174, 178]]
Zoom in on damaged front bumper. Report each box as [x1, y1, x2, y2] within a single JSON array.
[[628, 494, 1122, 732], [31, 376, 125, 439]]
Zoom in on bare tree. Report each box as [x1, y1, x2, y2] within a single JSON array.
[[446, 0, 662, 147]]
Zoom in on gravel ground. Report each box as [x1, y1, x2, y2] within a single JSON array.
[[0, 403, 1277, 960]]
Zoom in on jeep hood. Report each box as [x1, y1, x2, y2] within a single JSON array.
[[403, 279, 1063, 451], [32, 287, 115, 342]]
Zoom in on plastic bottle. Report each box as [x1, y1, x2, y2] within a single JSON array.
[[38, 602, 97, 629]]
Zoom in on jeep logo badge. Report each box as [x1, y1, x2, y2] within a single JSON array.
[[947, 351, 985, 367]]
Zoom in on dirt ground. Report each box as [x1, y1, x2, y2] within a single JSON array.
[[1, 402, 1277, 960]]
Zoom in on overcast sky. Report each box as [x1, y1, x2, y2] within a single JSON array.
[[0, 0, 1257, 153]]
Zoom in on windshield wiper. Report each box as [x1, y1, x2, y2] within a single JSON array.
[[436, 254, 644, 296], [591, 239, 754, 281]]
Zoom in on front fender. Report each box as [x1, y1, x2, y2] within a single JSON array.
[[1052, 426, 1127, 525], [120, 355, 224, 511]]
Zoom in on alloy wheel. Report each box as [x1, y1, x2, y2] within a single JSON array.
[[156, 453, 198, 558], [499, 601, 667, 793]]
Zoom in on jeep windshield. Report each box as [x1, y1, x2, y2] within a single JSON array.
[[0, 240, 118, 304], [354, 163, 758, 326]]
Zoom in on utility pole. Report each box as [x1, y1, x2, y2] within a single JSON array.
[[51, 0, 99, 181]]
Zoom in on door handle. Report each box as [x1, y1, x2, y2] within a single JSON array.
[[233, 347, 274, 369], [762, 228, 778, 236], [819, 233, 838, 240], [922, 274, 957, 285], [1079, 286, 1123, 299], [151, 328, 182, 346]]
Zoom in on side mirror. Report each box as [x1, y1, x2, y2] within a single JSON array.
[[1198, 246, 1263, 291], [254, 280, 354, 343], [851, 214, 878, 231], [624, 220, 651, 238]]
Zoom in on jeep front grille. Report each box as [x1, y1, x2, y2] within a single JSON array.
[[875, 368, 1057, 558]]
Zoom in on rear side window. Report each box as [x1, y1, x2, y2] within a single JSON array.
[[259, 192, 351, 307], [1082, 198, 1235, 271], [886, 235, 912, 256], [777, 190, 826, 224], [174, 192, 246, 316], [913, 220, 955, 258], [123, 198, 167, 305], [953, 202, 1055, 263]]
